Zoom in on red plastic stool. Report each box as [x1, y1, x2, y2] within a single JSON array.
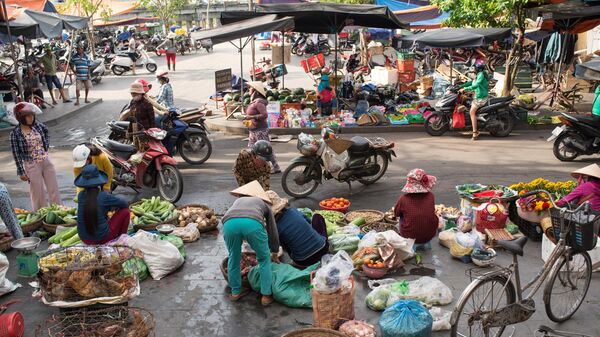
[[0, 300, 24, 337]]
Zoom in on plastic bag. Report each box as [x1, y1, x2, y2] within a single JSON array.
[[366, 276, 453, 310], [329, 233, 360, 254], [160, 234, 186, 259], [172, 223, 200, 243], [379, 300, 433, 337], [438, 228, 458, 248], [376, 230, 415, 261], [248, 262, 319, 308], [430, 307, 452, 331], [122, 257, 150, 282], [366, 284, 393, 310], [321, 147, 348, 177], [335, 224, 361, 235], [359, 230, 379, 248], [455, 231, 483, 249], [0, 253, 20, 296], [312, 251, 354, 294], [126, 230, 184, 280]]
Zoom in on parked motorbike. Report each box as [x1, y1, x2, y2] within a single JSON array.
[[90, 58, 105, 84], [196, 39, 213, 53], [281, 129, 396, 198], [297, 36, 331, 56], [110, 44, 157, 76], [547, 113, 600, 162], [108, 107, 212, 165], [424, 84, 520, 137], [291, 33, 307, 55], [92, 128, 184, 203], [176, 37, 193, 55]]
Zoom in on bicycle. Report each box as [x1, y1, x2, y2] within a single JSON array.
[[450, 190, 598, 337]]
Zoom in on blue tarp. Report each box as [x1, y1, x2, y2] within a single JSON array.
[[375, 0, 447, 28]]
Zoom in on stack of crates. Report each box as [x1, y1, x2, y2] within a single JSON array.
[[397, 52, 416, 83]]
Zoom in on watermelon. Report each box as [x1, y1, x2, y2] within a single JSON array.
[[285, 96, 294, 103], [243, 98, 251, 105], [243, 92, 251, 100], [233, 94, 241, 102], [267, 96, 275, 101], [293, 87, 305, 96], [223, 94, 233, 102]]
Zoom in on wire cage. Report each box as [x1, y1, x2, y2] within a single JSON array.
[[38, 246, 140, 303], [35, 306, 155, 337]]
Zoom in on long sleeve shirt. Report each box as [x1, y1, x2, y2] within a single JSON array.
[[130, 98, 155, 130], [0, 183, 24, 240], [156, 83, 175, 109], [157, 39, 177, 54], [76, 190, 128, 242], [557, 180, 600, 211], [74, 154, 113, 193], [10, 122, 49, 176], [394, 192, 439, 244], [276, 208, 326, 261], [461, 71, 489, 100], [245, 98, 268, 131], [222, 197, 280, 252]]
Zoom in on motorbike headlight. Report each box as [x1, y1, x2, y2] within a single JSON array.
[[148, 129, 167, 140]]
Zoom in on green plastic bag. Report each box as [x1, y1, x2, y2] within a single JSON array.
[[122, 257, 150, 281], [248, 262, 319, 308], [160, 234, 186, 260]]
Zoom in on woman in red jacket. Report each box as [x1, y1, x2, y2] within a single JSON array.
[[394, 169, 439, 249], [244, 81, 281, 174]]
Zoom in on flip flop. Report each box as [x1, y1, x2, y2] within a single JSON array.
[[229, 288, 250, 302]]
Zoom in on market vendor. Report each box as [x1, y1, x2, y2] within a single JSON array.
[[72, 143, 113, 193], [593, 85, 600, 117], [266, 190, 328, 268], [557, 164, 600, 212], [222, 181, 279, 306], [460, 62, 489, 141], [394, 169, 438, 248], [75, 164, 130, 245], [233, 140, 273, 190]]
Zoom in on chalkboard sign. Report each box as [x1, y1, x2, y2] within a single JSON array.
[[215, 68, 232, 92]]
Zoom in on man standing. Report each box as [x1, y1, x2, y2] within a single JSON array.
[[70, 45, 91, 106], [39, 45, 70, 104], [128, 28, 137, 75]]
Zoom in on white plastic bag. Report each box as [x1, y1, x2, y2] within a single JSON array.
[[455, 231, 481, 249], [0, 253, 20, 295], [430, 307, 452, 331], [335, 224, 361, 235], [376, 230, 415, 261], [386, 276, 453, 306], [126, 230, 184, 280], [172, 223, 200, 243], [321, 147, 348, 177], [359, 230, 379, 248], [312, 250, 354, 294]]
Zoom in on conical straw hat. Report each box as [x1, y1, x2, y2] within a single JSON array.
[[230, 180, 272, 204], [571, 164, 600, 180]]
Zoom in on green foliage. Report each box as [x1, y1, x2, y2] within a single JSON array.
[[430, 0, 535, 28], [140, 0, 192, 27], [59, 0, 106, 19]]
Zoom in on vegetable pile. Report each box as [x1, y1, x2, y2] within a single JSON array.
[[314, 210, 345, 236], [39, 205, 77, 225], [177, 205, 218, 230], [338, 320, 376, 337], [14, 208, 42, 227], [130, 197, 178, 226], [48, 227, 82, 247]]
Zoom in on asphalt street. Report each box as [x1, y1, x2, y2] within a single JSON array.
[[0, 44, 598, 337]]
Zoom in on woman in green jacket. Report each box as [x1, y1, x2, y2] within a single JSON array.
[[460, 62, 489, 140]]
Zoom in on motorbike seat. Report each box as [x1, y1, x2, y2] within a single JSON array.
[[572, 114, 600, 127], [113, 121, 130, 129], [349, 136, 370, 153], [487, 96, 514, 105], [102, 139, 137, 156], [478, 99, 512, 114], [89, 59, 102, 68]]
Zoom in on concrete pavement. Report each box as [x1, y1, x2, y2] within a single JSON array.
[[0, 44, 598, 337]]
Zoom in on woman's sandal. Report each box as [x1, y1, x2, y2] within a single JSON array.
[[229, 289, 250, 302], [471, 131, 480, 141]]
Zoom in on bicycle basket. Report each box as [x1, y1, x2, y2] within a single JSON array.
[[549, 207, 600, 251]]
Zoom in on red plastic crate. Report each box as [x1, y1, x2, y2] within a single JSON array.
[[396, 59, 415, 72], [398, 71, 416, 83], [300, 54, 326, 73]]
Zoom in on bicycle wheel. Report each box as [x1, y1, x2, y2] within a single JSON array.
[[544, 250, 592, 323], [451, 276, 516, 337]]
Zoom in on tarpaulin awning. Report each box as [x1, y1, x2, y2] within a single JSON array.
[[1, 0, 56, 20], [375, 0, 447, 28], [400, 28, 512, 48], [220, 2, 407, 34], [192, 14, 294, 45], [95, 17, 158, 28], [533, 0, 600, 32], [575, 58, 600, 80], [21, 9, 88, 38]]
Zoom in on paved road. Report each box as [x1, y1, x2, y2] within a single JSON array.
[[0, 44, 598, 337]]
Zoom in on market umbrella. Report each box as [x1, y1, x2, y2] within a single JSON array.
[[400, 28, 511, 48], [575, 59, 600, 81]]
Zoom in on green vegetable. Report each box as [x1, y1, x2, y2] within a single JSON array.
[[348, 217, 366, 227], [61, 234, 81, 247], [293, 87, 305, 96], [49, 227, 77, 244]]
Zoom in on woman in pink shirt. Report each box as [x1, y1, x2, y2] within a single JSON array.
[[557, 164, 600, 212]]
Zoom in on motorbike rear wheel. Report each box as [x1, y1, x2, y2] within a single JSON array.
[[146, 63, 157, 73], [281, 162, 319, 198], [296, 48, 305, 57], [178, 134, 212, 165], [111, 65, 126, 76], [358, 153, 389, 185], [553, 133, 581, 162], [488, 113, 514, 137], [158, 164, 183, 203], [425, 114, 449, 136]]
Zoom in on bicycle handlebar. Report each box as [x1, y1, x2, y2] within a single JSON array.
[[512, 189, 590, 214]]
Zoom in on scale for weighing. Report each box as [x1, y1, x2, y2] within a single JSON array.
[[11, 238, 41, 278]]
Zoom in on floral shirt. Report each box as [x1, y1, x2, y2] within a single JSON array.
[[10, 122, 49, 176], [24, 128, 48, 164]]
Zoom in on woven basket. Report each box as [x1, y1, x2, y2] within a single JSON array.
[[344, 210, 384, 225], [131, 201, 178, 231], [311, 274, 355, 330], [43, 221, 76, 234], [20, 217, 43, 233], [360, 222, 399, 234], [176, 204, 219, 233], [281, 328, 346, 337], [0, 236, 13, 252], [220, 252, 256, 290]]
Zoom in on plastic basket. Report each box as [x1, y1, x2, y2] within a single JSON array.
[[549, 207, 600, 251]]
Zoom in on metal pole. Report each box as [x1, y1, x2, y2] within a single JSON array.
[[239, 38, 244, 95], [334, 16, 338, 89], [281, 30, 285, 89], [1, 0, 22, 99], [249, 0, 255, 83], [205, 0, 211, 29]]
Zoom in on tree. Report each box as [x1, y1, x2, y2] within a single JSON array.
[[140, 0, 192, 32], [57, 0, 112, 57], [430, 0, 540, 95]]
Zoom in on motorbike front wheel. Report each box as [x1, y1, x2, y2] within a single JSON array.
[[146, 63, 157, 73], [178, 134, 212, 165], [553, 133, 581, 162], [358, 153, 389, 185], [281, 162, 319, 198], [424, 114, 449, 136], [158, 164, 183, 203], [321, 45, 331, 56], [296, 48, 305, 57], [111, 65, 126, 76]]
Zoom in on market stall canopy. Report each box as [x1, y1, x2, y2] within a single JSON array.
[[1, 0, 57, 20], [375, 0, 449, 29], [575, 58, 600, 80], [220, 3, 407, 34], [17, 9, 88, 39], [400, 28, 512, 48], [191, 14, 295, 45], [533, 0, 600, 33], [95, 17, 158, 28]]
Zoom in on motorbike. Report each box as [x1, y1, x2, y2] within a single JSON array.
[[176, 37, 193, 55], [92, 128, 184, 203], [281, 130, 396, 198], [110, 44, 157, 76], [196, 39, 213, 53], [90, 58, 105, 84], [291, 33, 307, 55], [108, 107, 212, 165], [297, 36, 331, 56], [424, 83, 520, 137], [547, 113, 600, 162]]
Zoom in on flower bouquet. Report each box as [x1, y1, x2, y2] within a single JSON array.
[[509, 178, 577, 222]]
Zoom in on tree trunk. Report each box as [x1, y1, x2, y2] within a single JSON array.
[[87, 26, 96, 59], [502, 27, 525, 96]]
